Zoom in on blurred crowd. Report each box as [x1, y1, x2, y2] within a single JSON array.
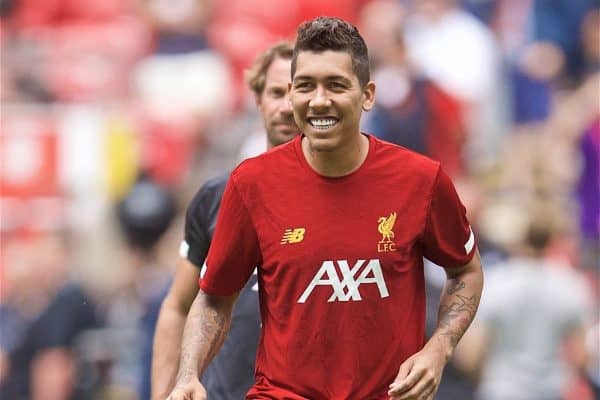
[[0, 0, 598, 399]]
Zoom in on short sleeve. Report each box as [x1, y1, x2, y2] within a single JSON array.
[[182, 193, 210, 268], [181, 175, 227, 268], [421, 168, 475, 268], [200, 178, 261, 296]]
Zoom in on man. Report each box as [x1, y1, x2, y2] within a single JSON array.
[[358, 0, 467, 178], [454, 216, 592, 400], [167, 17, 484, 400], [151, 42, 298, 400]]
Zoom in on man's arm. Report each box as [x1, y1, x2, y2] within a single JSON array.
[[166, 289, 237, 400], [389, 251, 484, 400], [151, 258, 200, 400]]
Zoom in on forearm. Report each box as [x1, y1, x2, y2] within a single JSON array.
[[428, 252, 484, 361], [151, 302, 188, 400], [175, 290, 234, 384]]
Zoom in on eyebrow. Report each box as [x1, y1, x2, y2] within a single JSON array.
[[266, 86, 286, 93], [293, 75, 352, 84], [292, 75, 312, 82]]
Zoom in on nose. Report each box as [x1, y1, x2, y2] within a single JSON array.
[[279, 93, 293, 116], [309, 86, 331, 110]]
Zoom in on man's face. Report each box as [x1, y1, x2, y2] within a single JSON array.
[[289, 50, 375, 152], [257, 57, 299, 147]]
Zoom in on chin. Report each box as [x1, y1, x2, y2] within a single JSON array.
[[276, 133, 299, 145], [268, 129, 296, 144], [305, 135, 339, 152]]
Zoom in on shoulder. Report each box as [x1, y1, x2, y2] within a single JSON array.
[[373, 135, 440, 168], [231, 139, 297, 184], [187, 172, 229, 216], [199, 173, 229, 195], [546, 264, 592, 306], [371, 135, 441, 179]]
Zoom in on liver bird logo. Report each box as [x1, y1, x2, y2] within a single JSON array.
[[378, 212, 397, 243]]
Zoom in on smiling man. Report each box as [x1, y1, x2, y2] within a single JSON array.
[[167, 17, 483, 400]]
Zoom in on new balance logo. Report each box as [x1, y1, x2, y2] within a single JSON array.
[[281, 228, 305, 244], [298, 259, 389, 303]]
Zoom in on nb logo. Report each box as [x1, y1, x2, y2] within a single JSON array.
[[298, 259, 389, 303], [281, 228, 306, 244]]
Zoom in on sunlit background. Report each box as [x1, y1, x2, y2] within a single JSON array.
[[1, 0, 598, 399]]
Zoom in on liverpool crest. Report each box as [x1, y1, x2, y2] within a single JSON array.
[[377, 212, 397, 252]]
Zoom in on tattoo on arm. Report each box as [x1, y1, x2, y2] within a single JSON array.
[[447, 280, 465, 294], [177, 297, 230, 381], [437, 280, 479, 348], [204, 311, 227, 362]]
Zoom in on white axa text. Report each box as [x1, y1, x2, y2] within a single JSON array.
[[298, 259, 389, 303]]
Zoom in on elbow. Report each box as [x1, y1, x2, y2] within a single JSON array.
[[196, 289, 238, 321]]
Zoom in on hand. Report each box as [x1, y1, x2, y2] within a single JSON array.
[[387, 343, 448, 400], [165, 377, 207, 400]]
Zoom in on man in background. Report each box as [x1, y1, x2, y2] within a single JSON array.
[[455, 214, 592, 400]]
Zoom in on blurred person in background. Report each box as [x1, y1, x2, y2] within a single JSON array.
[[151, 41, 299, 400], [574, 19, 600, 391], [134, 0, 233, 129], [492, 0, 599, 130], [529, 0, 599, 83], [102, 175, 177, 400], [454, 213, 594, 400], [402, 0, 503, 166], [137, 0, 213, 54], [576, 7, 600, 283], [132, 0, 234, 190], [0, 230, 99, 400], [359, 0, 468, 178], [72, 175, 178, 399]]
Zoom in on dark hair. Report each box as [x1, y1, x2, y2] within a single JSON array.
[[245, 41, 294, 97], [291, 16, 370, 87], [116, 176, 176, 251], [525, 219, 553, 253]]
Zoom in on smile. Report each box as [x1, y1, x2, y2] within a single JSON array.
[[308, 118, 339, 130]]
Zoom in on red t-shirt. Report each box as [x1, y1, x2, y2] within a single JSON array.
[[201, 134, 475, 400]]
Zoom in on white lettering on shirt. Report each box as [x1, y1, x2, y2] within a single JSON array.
[[298, 259, 389, 303]]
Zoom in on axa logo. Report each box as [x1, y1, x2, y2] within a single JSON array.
[[281, 228, 305, 244], [377, 212, 397, 253], [297, 259, 389, 303]]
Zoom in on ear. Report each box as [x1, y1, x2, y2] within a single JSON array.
[[361, 81, 376, 112]]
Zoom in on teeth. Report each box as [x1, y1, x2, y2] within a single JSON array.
[[309, 118, 338, 129]]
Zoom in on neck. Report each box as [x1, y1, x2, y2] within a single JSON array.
[[302, 133, 369, 177]]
